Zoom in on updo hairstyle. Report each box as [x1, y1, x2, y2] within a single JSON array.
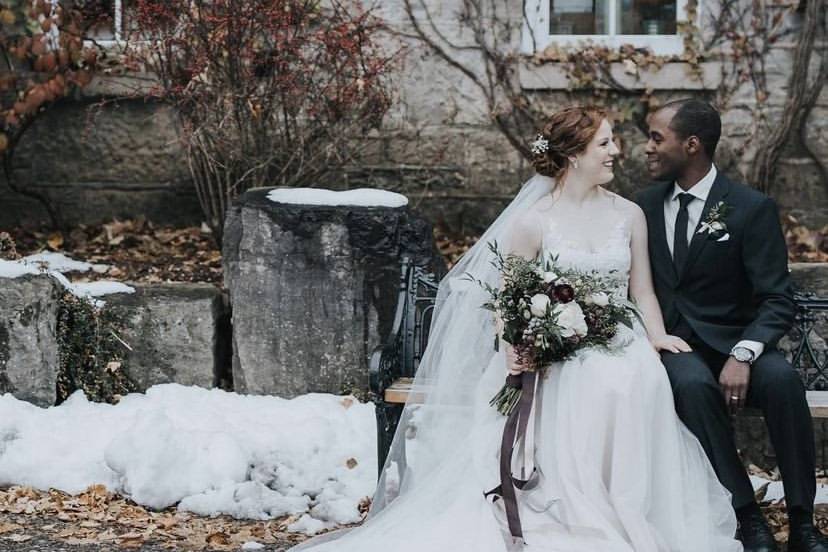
[[531, 106, 607, 179]]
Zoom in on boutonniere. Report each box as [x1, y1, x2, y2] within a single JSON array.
[[697, 201, 732, 242]]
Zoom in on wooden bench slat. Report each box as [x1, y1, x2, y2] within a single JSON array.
[[807, 391, 828, 418], [384, 381, 828, 418], [384, 378, 421, 404]]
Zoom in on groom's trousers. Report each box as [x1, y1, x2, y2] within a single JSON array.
[[660, 333, 816, 511]]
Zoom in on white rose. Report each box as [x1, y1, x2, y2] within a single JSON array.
[[553, 301, 588, 338], [529, 294, 551, 317], [535, 268, 558, 283], [586, 292, 610, 307]]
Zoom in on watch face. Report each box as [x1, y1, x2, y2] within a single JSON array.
[[733, 348, 752, 362]]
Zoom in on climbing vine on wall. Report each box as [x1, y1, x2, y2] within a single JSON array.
[[56, 292, 136, 404], [401, 0, 826, 193]]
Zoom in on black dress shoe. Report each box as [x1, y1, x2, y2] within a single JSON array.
[[737, 509, 779, 552], [788, 522, 828, 552]]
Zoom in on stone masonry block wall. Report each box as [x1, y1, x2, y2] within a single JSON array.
[[0, 98, 201, 229], [0, 3, 824, 235]]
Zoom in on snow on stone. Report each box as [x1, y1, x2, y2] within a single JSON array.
[[0, 259, 39, 279], [49, 271, 134, 308], [0, 252, 124, 305], [68, 280, 135, 298], [267, 188, 408, 208], [0, 384, 376, 534], [18, 252, 108, 274]]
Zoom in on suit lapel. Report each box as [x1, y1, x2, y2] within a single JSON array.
[[679, 173, 731, 281], [651, 181, 678, 283]]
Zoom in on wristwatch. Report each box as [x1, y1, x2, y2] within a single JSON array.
[[730, 346, 755, 364]]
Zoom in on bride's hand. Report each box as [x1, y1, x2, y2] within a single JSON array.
[[505, 345, 527, 375], [651, 334, 693, 354]]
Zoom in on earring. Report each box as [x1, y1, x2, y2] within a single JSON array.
[[570, 159, 579, 169]]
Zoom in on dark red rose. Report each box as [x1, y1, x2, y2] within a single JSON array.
[[553, 284, 575, 303]]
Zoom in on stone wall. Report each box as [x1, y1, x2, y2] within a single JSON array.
[[0, 277, 229, 406], [0, 3, 825, 235], [0, 98, 201, 229]]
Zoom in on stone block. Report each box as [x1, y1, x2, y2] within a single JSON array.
[[0, 98, 202, 228], [0, 274, 61, 406], [104, 284, 231, 391], [791, 263, 828, 296], [223, 188, 444, 398]]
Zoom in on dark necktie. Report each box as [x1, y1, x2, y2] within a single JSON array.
[[673, 193, 694, 272]]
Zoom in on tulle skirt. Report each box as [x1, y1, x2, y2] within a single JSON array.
[[292, 329, 742, 552]]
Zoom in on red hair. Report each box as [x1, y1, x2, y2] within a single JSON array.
[[531, 106, 607, 178]]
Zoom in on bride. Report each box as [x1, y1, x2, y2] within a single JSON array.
[[293, 107, 743, 551]]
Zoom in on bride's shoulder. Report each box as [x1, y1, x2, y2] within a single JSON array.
[[512, 202, 545, 232], [601, 189, 646, 226], [507, 200, 547, 243]]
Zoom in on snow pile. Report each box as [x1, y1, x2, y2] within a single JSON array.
[[267, 187, 408, 208], [0, 252, 131, 306], [750, 474, 828, 505], [0, 384, 376, 535]]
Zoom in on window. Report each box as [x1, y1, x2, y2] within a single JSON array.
[[84, 0, 129, 44], [522, 0, 692, 55]]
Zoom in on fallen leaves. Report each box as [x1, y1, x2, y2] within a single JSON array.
[[0, 485, 312, 550], [5, 213, 825, 286], [434, 224, 478, 270], [0, 231, 20, 260], [8, 218, 223, 285], [46, 231, 64, 250], [0, 522, 23, 535], [785, 215, 828, 262]]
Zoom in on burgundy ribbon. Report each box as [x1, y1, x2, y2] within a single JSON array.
[[484, 370, 538, 543]]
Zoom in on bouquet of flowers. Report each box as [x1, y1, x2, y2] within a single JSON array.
[[470, 242, 638, 415]]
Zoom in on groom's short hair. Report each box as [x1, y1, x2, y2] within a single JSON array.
[[659, 99, 722, 159]]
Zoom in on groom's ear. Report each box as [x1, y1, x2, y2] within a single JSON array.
[[684, 135, 703, 156]]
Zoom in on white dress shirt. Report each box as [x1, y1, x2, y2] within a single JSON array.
[[664, 165, 717, 256], [662, 164, 765, 360]]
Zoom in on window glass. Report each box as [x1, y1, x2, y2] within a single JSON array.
[[618, 0, 677, 34], [549, 0, 608, 34]]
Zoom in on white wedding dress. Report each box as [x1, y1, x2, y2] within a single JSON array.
[[293, 183, 742, 552]]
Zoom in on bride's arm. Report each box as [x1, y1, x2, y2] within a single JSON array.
[[500, 212, 543, 373], [628, 205, 692, 354]]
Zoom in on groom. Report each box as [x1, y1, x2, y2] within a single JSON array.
[[636, 99, 827, 552]]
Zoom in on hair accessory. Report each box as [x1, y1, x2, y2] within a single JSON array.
[[530, 134, 549, 155]]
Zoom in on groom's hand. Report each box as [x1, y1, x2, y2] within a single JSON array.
[[719, 357, 750, 412]]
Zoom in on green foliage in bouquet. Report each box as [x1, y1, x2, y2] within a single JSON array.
[[468, 242, 639, 414]]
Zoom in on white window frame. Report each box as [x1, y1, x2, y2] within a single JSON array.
[[113, 0, 125, 43], [85, 0, 125, 47], [521, 0, 694, 56]]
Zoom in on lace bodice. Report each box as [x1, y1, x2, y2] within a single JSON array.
[[541, 216, 632, 300]]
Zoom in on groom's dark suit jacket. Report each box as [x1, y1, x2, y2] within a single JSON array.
[[635, 172, 796, 355]]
